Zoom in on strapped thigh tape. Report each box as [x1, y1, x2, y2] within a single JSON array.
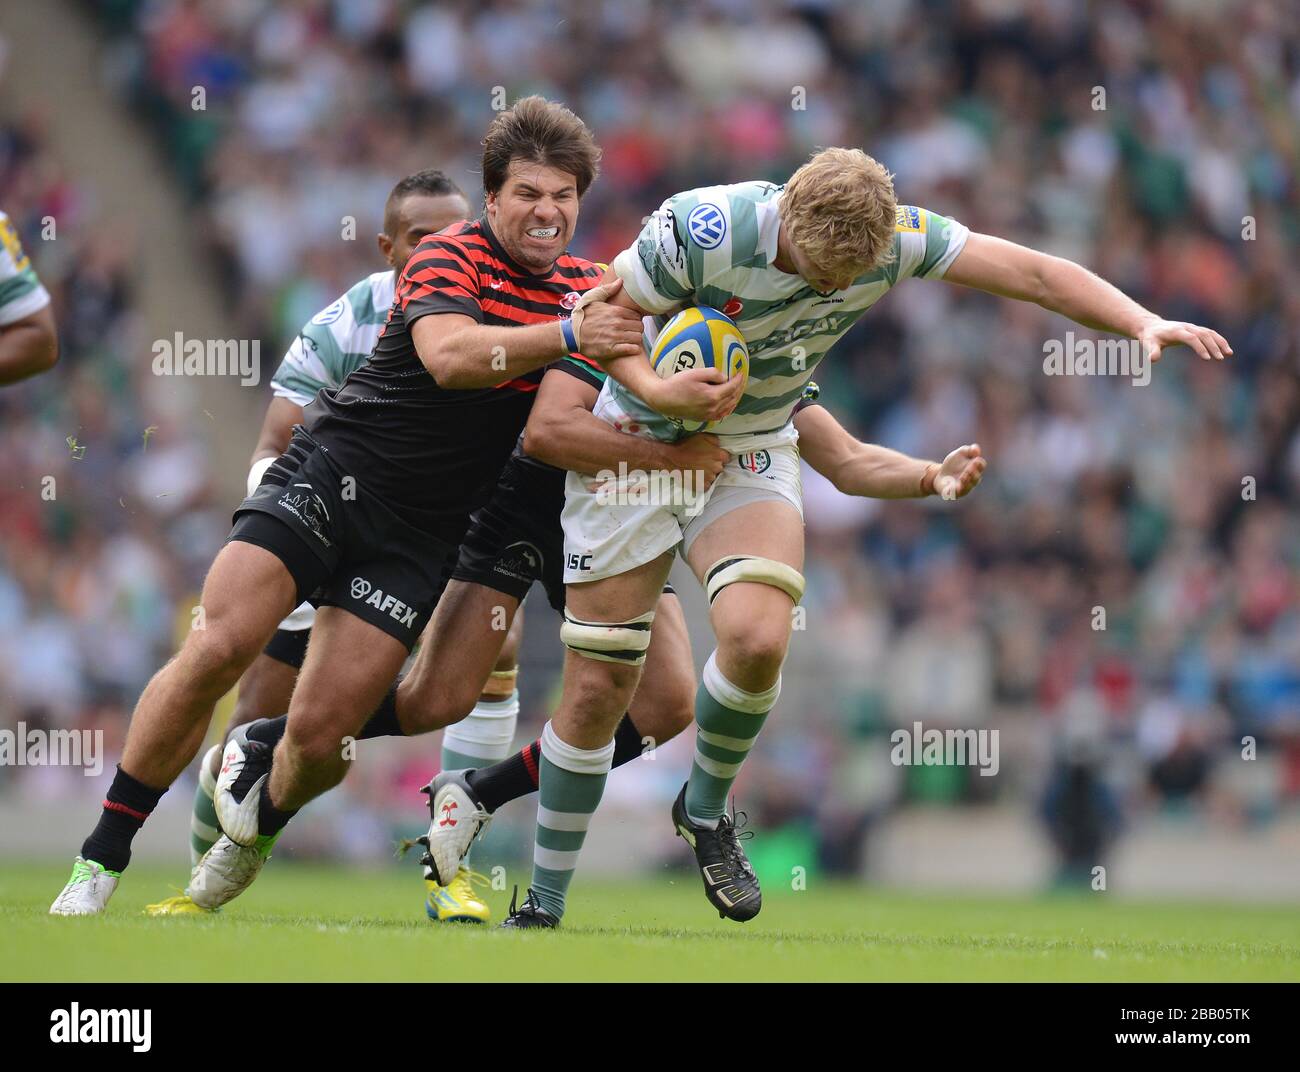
[[560, 608, 655, 665], [704, 555, 805, 606]]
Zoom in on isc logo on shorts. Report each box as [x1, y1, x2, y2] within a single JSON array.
[[351, 576, 418, 629], [566, 553, 593, 572]]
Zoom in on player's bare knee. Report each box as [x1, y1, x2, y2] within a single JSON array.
[[715, 617, 790, 687], [281, 720, 350, 773], [398, 674, 473, 734], [182, 624, 263, 695], [571, 659, 640, 719]]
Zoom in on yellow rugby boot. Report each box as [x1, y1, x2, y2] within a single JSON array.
[[424, 866, 491, 924], [144, 893, 215, 916]]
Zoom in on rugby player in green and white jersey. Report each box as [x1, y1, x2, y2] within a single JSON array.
[[0, 208, 58, 384], [144, 169, 480, 908], [498, 147, 1232, 928]]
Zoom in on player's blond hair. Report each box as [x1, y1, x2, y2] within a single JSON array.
[[782, 148, 897, 275]]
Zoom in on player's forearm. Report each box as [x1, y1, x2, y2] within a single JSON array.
[[423, 320, 567, 389], [250, 396, 305, 466], [524, 404, 674, 477], [0, 317, 59, 384], [826, 443, 938, 499], [1034, 255, 1157, 338], [599, 348, 659, 405]]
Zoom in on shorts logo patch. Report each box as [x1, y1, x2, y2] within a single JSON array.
[[277, 483, 333, 548], [687, 203, 726, 249], [358, 585, 419, 629], [351, 577, 372, 599], [494, 541, 543, 585], [738, 450, 772, 475]]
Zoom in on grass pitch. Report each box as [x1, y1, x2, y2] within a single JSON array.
[[3, 861, 1297, 982]]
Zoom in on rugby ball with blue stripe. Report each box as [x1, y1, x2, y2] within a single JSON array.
[[649, 306, 749, 432]]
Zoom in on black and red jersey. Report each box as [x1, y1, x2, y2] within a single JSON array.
[[305, 217, 605, 541]]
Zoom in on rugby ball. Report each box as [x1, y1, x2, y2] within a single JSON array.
[[649, 306, 749, 432]]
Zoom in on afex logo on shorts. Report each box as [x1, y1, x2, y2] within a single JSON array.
[[350, 576, 418, 629]]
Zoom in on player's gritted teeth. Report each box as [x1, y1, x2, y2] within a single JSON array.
[[518, 222, 566, 259]]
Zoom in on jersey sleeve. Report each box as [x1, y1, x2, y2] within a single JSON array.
[[397, 234, 483, 323], [612, 195, 695, 314], [615, 187, 769, 314], [0, 211, 51, 326], [548, 353, 605, 390], [270, 282, 367, 406], [890, 206, 970, 282]]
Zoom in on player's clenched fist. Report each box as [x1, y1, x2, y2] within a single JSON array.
[[666, 432, 729, 491], [568, 277, 643, 360]]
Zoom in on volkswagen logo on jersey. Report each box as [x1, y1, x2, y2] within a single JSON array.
[[311, 297, 347, 325], [738, 450, 772, 475], [351, 577, 372, 599], [686, 203, 726, 249]]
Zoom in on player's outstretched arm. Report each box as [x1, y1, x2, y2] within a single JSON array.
[[523, 367, 729, 487], [943, 232, 1232, 363], [412, 283, 644, 390], [794, 404, 986, 501], [0, 303, 58, 385]]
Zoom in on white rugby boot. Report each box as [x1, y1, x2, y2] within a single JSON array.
[[50, 856, 120, 916]]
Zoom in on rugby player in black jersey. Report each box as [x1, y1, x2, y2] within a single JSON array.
[[51, 96, 738, 917]]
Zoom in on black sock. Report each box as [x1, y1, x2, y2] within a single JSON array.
[[466, 739, 540, 813], [358, 681, 404, 739], [80, 766, 168, 874], [248, 715, 288, 746], [257, 781, 298, 837], [467, 713, 645, 813], [611, 714, 648, 767]]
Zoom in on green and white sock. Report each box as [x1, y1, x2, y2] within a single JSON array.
[[189, 744, 222, 866], [684, 651, 779, 828], [441, 692, 518, 868], [530, 721, 614, 920]]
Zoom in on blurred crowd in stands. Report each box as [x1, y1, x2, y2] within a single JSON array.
[[3, 0, 1299, 879]]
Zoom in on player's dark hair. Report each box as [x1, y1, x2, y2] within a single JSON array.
[[383, 170, 464, 234], [481, 95, 601, 198]]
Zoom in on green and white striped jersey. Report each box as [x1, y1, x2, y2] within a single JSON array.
[[0, 210, 51, 326], [271, 270, 396, 406], [607, 180, 969, 449]]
